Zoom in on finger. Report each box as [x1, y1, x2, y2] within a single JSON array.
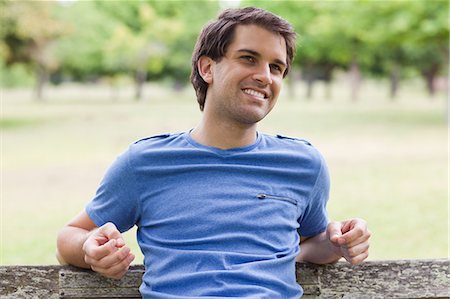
[[344, 230, 371, 248], [84, 238, 119, 261], [327, 222, 344, 244], [344, 240, 370, 258], [92, 252, 135, 279], [85, 245, 126, 268], [344, 249, 369, 266], [340, 223, 368, 244], [97, 246, 132, 268], [99, 222, 124, 245], [340, 219, 355, 234]]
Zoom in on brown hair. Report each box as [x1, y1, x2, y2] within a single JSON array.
[[190, 7, 297, 111]]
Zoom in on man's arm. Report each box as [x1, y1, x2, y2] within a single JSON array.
[[296, 218, 371, 265], [56, 211, 135, 279]]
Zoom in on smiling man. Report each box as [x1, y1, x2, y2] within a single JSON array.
[[57, 7, 371, 299]]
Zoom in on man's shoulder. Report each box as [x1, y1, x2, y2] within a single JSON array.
[[128, 132, 185, 153], [133, 132, 184, 145], [262, 133, 315, 148], [273, 134, 313, 146], [261, 133, 323, 163]]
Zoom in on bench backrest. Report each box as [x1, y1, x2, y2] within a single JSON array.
[[1, 259, 448, 298]]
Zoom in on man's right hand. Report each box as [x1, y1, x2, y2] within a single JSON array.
[[82, 222, 135, 279]]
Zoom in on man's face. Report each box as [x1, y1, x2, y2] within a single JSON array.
[[203, 24, 287, 126]]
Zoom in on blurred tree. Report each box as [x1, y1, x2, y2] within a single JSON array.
[[363, 1, 413, 99], [54, 1, 119, 82], [2, 0, 445, 101], [160, 1, 220, 89], [0, 1, 66, 100], [95, 0, 219, 100], [405, 0, 448, 97], [99, 1, 179, 100], [244, 0, 373, 101], [364, 0, 448, 99], [242, 0, 448, 101]]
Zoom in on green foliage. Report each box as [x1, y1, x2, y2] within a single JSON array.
[[0, 61, 34, 87], [1, 0, 448, 94], [0, 1, 65, 68], [51, 0, 219, 84], [53, 1, 121, 79], [243, 0, 448, 80]]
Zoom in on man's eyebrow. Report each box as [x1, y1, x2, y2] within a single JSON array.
[[236, 49, 286, 68]]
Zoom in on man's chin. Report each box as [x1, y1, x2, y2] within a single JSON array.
[[235, 110, 269, 125]]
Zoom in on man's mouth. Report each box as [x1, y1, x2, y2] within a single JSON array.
[[243, 88, 267, 100]]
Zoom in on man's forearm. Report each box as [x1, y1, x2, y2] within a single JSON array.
[[296, 232, 342, 264], [56, 226, 92, 269]]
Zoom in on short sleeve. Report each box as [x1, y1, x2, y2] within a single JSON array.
[[86, 148, 141, 233], [297, 154, 330, 237]]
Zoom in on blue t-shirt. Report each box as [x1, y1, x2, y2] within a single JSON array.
[[86, 131, 330, 299]]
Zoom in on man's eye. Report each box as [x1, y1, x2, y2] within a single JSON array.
[[270, 64, 282, 73], [241, 56, 255, 63]]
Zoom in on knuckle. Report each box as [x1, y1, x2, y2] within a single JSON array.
[[114, 250, 128, 262], [347, 248, 356, 257], [90, 250, 103, 261], [103, 222, 114, 229], [354, 227, 364, 236], [103, 222, 119, 235], [119, 257, 131, 269], [99, 222, 113, 234]]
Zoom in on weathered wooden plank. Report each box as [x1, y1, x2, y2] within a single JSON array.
[[60, 287, 141, 299], [58, 263, 323, 298], [296, 262, 321, 296], [1, 260, 448, 298], [0, 265, 60, 299], [59, 265, 144, 288], [318, 259, 450, 298], [59, 266, 143, 298]]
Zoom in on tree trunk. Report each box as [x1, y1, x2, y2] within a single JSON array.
[[323, 65, 334, 100], [286, 68, 296, 100], [34, 64, 48, 101], [324, 80, 332, 100], [422, 64, 438, 97], [306, 77, 314, 100], [389, 64, 400, 100], [134, 69, 146, 100], [349, 60, 361, 101]]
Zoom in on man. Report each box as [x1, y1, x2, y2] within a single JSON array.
[[57, 7, 371, 298]]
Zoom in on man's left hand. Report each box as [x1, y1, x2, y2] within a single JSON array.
[[327, 218, 371, 265]]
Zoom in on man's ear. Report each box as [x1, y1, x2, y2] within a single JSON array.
[[197, 56, 214, 84]]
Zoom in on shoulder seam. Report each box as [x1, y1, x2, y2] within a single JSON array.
[[133, 133, 171, 144], [275, 134, 312, 146]]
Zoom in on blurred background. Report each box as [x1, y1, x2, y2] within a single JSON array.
[[1, 0, 448, 265]]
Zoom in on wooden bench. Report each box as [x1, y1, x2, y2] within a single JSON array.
[[1, 259, 448, 298]]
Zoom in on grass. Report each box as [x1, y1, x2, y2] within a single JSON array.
[[1, 79, 448, 265]]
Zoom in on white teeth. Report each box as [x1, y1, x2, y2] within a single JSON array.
[[243, 89, 265, 99]]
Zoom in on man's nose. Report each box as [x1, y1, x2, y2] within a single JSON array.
[[252, 64, 272, 85]]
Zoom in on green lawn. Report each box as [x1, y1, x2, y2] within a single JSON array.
[[1, 80, 448, 265]]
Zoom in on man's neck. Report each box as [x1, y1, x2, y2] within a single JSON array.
[[191, 118, 258, 150]]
